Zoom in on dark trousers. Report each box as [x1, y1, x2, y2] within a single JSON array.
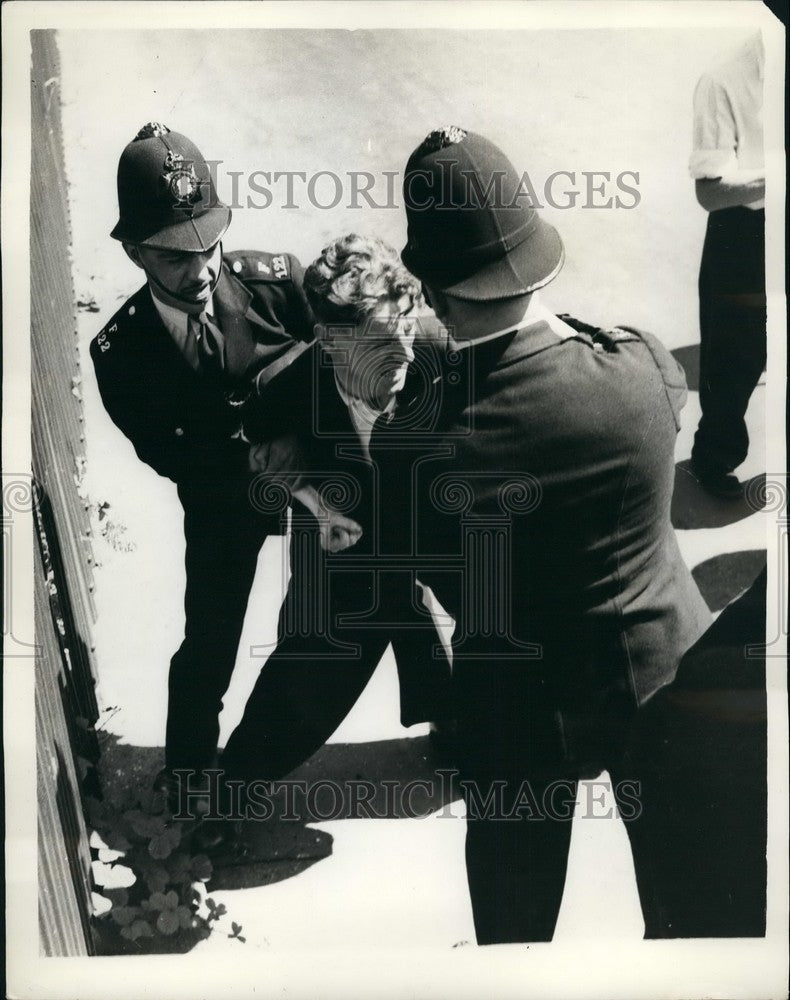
[[165, 479, 272, 772], [692, 207, 766, 475], [220, 531, 450, 784], [455, 662, 636, 944], [624, 568, 767, 938], [459, 572, 767, 944]]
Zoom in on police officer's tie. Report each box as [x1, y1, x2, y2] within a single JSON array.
[[188, 311, 226, 377]]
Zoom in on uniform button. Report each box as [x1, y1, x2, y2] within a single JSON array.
[[174, 427, 185, 437], [232, 261, 243, 273], [128, 305, 136, 316]]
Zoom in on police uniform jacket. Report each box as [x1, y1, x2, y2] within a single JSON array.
[[401, 316, 712, 724], [90, 250, 315, 505]]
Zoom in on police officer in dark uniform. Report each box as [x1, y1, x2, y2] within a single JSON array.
[[91, 123, 315, 799], [399, 128, 712, 944]]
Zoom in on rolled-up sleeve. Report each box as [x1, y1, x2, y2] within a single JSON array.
[[689, 72, 738, 180]]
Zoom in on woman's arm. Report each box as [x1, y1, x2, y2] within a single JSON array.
[[248, 434, 362, 552], [291, 482, 363, 553]]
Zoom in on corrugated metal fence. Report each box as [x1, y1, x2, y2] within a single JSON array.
[[30, 28, 100, 957]]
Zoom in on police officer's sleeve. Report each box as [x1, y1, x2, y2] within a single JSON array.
[[612, 325, 689, 431], [241, 341, 317, 447], [280, 253, 316, 343], [230, 250, 316, 348], [689, 72, 738, 180], [90, 334, 249, 484]]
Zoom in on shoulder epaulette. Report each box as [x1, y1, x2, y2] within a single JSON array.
[[557, 314, 641, 344], [606, 326, 641, 342], [556, 313, 603, 338], [224, 249, 295, 283]]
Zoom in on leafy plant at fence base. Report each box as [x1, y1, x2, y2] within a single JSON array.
[[87, 792, 244, 953]]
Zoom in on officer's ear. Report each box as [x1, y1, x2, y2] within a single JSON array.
[[423, 283, 448, 321], [123, 242, 144, 270]]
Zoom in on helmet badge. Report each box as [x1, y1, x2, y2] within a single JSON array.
[[162, 150, 201, 211]]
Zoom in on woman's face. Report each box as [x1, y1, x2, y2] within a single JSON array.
[[323, 293, 417, 410]]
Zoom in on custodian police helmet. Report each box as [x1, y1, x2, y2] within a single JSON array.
[[402, 127, 564, 301], [110, 122, 231, 252]]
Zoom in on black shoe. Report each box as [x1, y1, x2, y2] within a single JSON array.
[[196, 819, 333, 867], [153, 766, 214, 818], [690, 461, 744, 500], [190, 818, 240, 855]]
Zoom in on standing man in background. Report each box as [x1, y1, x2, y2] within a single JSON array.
[[689, 32, 766, 499]]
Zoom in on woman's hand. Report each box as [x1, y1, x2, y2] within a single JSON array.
[[318, 509, 364, 553], [292, 482, 363, 552]]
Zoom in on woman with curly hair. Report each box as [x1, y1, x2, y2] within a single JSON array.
[[303, 233, 425, 422], [215, 235, 452, 828], [245, 233, 433, 545]]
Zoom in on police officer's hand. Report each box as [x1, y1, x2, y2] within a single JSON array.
[[248, 433, 306, 481]]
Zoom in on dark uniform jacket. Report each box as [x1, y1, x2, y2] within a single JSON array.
[[90, 250, 315, 500], [396, 316, 712, 727]]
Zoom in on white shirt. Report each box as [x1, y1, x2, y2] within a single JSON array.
[[689, 32, 764, 209], [151, 291, 216, 369]]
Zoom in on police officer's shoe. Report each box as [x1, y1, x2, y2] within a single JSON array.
[[153, 766, 214, 818], [190, 818, 241, 856], [193, 818, 333, 867]]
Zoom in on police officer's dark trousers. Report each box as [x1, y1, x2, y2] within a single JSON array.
[[454, 648, 639, 945], [458, 572, 767, 943], [692, 206, 766, 476], [165, 475, 272, 773]]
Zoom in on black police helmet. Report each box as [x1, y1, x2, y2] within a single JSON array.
[[110, 122, 231, 252], [402, 127, 564, 301]]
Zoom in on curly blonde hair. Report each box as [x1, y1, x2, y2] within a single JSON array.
[[304, 234, 422, 328]]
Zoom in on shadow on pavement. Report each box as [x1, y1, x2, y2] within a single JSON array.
[[672, 462, 765, 530], [206, 847, 330, 893], [671, 343, 700, 393], [211, 737, 459, 890], [95, 734, 458, 894], [692, 550, 767, 613], [286, 736, 459, 818]]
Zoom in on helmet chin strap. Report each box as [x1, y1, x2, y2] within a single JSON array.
[[145, 244, 222, 315]]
